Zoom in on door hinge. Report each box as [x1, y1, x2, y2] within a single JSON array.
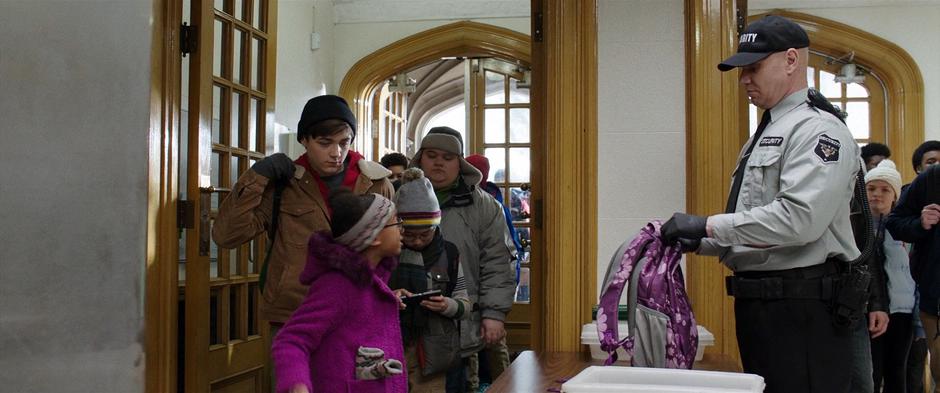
[[533, 11, 544, 43], [180, 22, 197, 57], [735, 1, 748, 35], [534, 199, 543, 229], [177, 200, 195, 229]]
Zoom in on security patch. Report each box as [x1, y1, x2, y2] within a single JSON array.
[[759, 136, 784, 147], [814, 134, 841, 163]]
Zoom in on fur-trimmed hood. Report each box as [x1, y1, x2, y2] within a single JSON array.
[[300, 232, 398, 287]]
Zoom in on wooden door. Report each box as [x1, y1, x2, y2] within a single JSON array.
[[180, 0, 277, 391]]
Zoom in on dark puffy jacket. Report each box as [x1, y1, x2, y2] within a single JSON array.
[[852, 207, 887, 313], [886, 165, 940, 315]]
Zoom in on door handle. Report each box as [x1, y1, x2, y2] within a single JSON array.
[[198, 187, 232, 256]]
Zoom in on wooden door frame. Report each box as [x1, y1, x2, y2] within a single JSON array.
[[339, 11, 600, 351], [147, 0, 181, 391], [684, 0, 747, 364], [146, 0, 279, 391], [530, 0, 598, 351]]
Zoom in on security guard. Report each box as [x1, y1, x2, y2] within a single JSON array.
[[662, 15, 861, 393]]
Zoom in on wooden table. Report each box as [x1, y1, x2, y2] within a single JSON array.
[[488, 351, 742, 393]]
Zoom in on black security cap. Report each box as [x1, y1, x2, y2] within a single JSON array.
[[718, 15, 810, 72], [296, 95, 357, 142]]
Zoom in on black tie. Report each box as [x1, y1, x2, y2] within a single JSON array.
[[725, 110, 772, 213]]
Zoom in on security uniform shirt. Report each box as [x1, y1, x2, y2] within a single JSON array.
[[699, 88, 861, 272]]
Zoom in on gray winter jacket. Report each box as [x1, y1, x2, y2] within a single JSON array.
[[413, 161, 516, 355]]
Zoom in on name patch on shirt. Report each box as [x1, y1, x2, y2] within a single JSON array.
[[814, 134, 841, 163], [759, 136, 784, 147]]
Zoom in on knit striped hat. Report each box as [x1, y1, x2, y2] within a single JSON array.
[[393, 168, 441, 228], [334, 194, 396, 252]]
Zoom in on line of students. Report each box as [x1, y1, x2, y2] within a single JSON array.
[[214, 95, 516, 393]]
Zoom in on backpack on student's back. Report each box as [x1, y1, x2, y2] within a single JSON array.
[[596, 221, 698, 369]]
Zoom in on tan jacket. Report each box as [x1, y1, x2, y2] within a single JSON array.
[[212, 158, 394, 323]]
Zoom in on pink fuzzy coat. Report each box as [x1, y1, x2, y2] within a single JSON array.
[[272, 232, 406, 393]]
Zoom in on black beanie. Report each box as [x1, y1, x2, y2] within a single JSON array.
[[296, 95, 357, 142]]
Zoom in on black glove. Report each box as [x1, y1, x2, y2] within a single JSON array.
[[676, 238, 701, 253], [251, 153, 295, 181], [661, 213, 707, 243]]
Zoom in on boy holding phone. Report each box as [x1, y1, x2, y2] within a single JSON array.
[[391, 168, 471, 392]]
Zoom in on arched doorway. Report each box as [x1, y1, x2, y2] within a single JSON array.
[[338, 21, 540, 361]]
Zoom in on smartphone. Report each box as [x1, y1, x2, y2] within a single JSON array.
[[401, 289, 442, 305]]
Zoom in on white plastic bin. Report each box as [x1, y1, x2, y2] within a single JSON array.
[[581, 322, 714, 362], [561, 366, 765, 393]]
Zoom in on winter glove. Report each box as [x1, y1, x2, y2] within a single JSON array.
[[251, 153, 294, 181], [661, 213, 707, 243], [355, 347, 403, 380], [676, 238, 701, 253]]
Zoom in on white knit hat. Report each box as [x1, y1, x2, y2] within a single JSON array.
[[864, 159, 902, 201]]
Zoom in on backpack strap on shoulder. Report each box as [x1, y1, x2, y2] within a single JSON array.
[[443, 241, 460, 297], [258, 179, 288, 292]]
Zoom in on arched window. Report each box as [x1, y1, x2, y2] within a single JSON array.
[[747, 51, 887, 147], [371, 83, 407, 159], [748, 11, 925, 180]]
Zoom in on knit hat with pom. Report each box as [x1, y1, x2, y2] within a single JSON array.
[[393, 168, 441, 228], [865, 159, 902, 201]]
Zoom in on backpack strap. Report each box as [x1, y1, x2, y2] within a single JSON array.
[[597, 221, 684, 366], [625, 247, 650, 349], [258, 179, 288, 292], [443, 241, 460, 297], [596, 222, 659, 365]]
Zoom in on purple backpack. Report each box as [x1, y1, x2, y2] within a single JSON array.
[[596, 221, 698, 369]]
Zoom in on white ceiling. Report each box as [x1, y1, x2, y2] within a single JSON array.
[[751, 0, 940, 9], [332, 0, 940, 24], [333, 0, 529, 24]]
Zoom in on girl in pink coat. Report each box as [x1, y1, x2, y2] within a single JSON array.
[[272, 189, 407, 393]]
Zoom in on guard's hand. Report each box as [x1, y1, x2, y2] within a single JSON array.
[[251, 153, 295, 181], [677, 238, 701, 253], [481, 318, 506, 346], [868, 311, 889, 338], [662, 213, 708, 243]]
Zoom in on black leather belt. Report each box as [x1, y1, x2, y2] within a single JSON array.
[[726, 259, 841, 300]]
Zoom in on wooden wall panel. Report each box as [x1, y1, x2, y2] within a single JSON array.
[[684, 0, 746, 364], [531, 0, 598, 352]]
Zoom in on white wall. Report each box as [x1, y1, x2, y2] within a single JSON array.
[[275, 0, 336, 140], [274, 2, 528, 150], [751, 5, 940, 141], [332, 17, 530, 92], [596, 0, 686, 295], [0, 2, 150, 392]]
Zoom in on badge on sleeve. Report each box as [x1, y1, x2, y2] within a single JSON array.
[[814, 134, 841, 163]]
